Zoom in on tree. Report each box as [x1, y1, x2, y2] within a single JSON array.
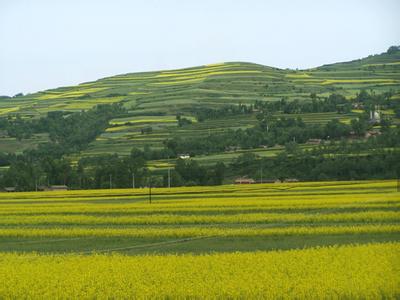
[[141, 126, 153, 134], [325, 119, 350, 139], [350, 119, 367, 136], [387, 45, 400, 54], [356, 90, 370, 103], [210, 162, 226, 185], [285, 141, 300, 155], [178, 117, 192, 127]]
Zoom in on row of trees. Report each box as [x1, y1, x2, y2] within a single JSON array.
[[232, 148, 400, 182], [0, 147, 226, 190], [0, 89, 399, 190], [190, 103, 254, 122], [187, 90, 397, 123], [163, 111, 386, 157], [254, 93, 352, 114], [188, 94, 351, 123], [2, 127, 399, 190], [0, 103, 126, 145]]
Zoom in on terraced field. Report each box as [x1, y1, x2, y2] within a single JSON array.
[[1, 50, 399, 158], [0, 180, 398, 298], [81, 111, 357, 158]]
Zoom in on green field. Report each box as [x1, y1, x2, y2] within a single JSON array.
[[1, 50, 399, 163], [0, 180, 399, 298]]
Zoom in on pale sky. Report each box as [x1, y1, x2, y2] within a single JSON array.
[[0, 0, 399, 96]]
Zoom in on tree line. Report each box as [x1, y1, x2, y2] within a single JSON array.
[[0, 90, 399, 190], [162, 112, 389, 157], [1, 125, 399, 190]]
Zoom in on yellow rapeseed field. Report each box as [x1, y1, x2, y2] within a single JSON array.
[[0, 180, 398, 298], [0, 243, 398, 299]]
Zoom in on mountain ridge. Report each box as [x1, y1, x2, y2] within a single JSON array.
[[0, 48, 399, 158]]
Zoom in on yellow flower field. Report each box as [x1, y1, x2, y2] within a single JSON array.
[[0, 224, 399, 239], [0, 180, 398, 298], [0, 243, 398, 299]]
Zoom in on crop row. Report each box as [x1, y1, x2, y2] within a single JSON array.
[[0, 197, 397, 216], [0, 224, 399, 238], [0, 243, 398, 299], [0, 211, 398, 226]]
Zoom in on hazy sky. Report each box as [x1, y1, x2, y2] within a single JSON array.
[[1, 0, 399, 96]]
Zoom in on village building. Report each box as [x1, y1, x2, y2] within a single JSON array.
[[306, 138, 322, 145], [49, 185, 69, 191], [285, 178, 299, 183], [234, 177, 255, 184], [365, 129, 381, 138], [352, 103, 363, 109], [226, 146, 241, 152], [369, 106, 381, 124], [38, 185, 69, 191]]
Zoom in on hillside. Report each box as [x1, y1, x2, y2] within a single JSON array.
[[1, 49, 399, 158], [0, 48, 400, 188]]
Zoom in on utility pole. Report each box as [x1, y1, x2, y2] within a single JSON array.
[[260, 168, 263, 184], [132, 172, 135, 189], [168, 168, 171, 188], [167, 156, 171, 188], [109, 174, 112, 189], [149, 174, 152, 204]]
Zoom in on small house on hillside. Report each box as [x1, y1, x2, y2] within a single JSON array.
[[178, 154, 190, 159], [49, 185, 68, 191], [39, 185, 69, 191], [369, 110, 381, 124], [306, 139, 322, 145], [226, 146, 241, 152], [285, 178, 299, 183], [365, 129, 381, 138], [235, 177, 255, 184], [3, 187, 16, 192]]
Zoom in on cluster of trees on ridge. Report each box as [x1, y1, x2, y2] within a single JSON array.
[[0, 103, 126, 144], [163, 113, 393, 157], [186, 90, 398, 123]]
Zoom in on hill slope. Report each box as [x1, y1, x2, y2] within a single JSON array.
[[0, 49, 399, 159]]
